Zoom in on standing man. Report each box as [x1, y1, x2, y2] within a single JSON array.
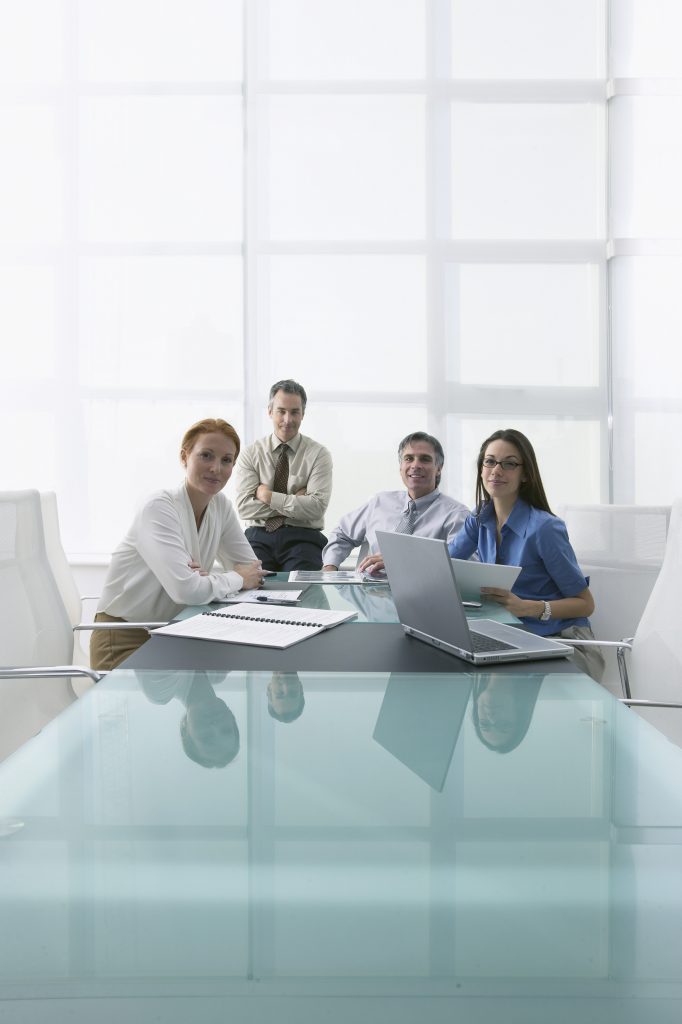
[[235, 379, 332, 571], [322, 431, 468, 574]]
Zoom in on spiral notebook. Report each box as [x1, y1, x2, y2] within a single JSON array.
[[151, 604, 357, 649]]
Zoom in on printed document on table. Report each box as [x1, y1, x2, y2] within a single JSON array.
[[152, 603, 357, 649]]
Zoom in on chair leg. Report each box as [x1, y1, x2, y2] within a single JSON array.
[[616, 646, 632, 700]]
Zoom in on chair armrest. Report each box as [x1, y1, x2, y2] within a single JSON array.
[[0, 665, 102, 685], [620, 699, 682, 709], [559, 638, 633, 699], [73, 622, 168, 631]]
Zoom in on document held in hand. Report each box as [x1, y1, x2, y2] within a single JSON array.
[[152, 604, 358, 649]]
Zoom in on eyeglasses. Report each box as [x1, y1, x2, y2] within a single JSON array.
[[482, 457, 522, 471]]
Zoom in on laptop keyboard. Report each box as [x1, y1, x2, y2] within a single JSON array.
[[470, 630, 517, 653]]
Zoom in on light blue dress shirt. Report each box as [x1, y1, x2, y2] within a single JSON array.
[[322, 489, 469, 568], [448, 498, 589, 636]]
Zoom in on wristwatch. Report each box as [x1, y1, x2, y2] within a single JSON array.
[[540, 601, 552, 622]]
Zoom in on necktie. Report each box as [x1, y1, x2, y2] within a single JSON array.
[[395, 499, 418, 535], [265, 444, 290, 533]]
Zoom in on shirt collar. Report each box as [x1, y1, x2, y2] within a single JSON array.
[[479, 497, 531, 537], [403, 488, 441, 512], [270, 432, 302, 454]]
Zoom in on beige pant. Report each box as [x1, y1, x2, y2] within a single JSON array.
[[555, 624, 606, 683], [90, 612, 150, 671]]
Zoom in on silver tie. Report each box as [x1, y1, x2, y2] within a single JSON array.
[[395, 499, 418, 535]]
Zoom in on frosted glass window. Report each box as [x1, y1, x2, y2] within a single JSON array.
[[632, 413, 682, 505], [0, 409, 57, 492], [82, 401, 246, 555], [264, 256, 426, 393], [78, 97, 242, 243], [78, 0, 243, 82], [611, 0, 682, 78], [79, 256, 243, 389], [448, 417, 601, 510], [0, 105, 63, 244], [0, 267, 57, 379], [451, 0, 606, 79], [611, 258, 682, 401], [267, 0, 425, 80], [265, 97, 425, 241], [611, 97, 682, 239], [295, 403, 427, 535], [0, 0, 63, 84], [451, 103, 605, 240], [446, 264, 600, 387]]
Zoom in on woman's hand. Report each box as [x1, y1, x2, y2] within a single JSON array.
[[188, 560, 209, 577], [481, 587, 540, 619], [235, 560, 265, 591]]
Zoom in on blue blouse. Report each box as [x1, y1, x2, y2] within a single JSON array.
[[448, 499, 589, 636]]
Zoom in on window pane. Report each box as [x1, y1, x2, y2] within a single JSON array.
[[79, 256, 243, 389], [451, 0, 606, 79], [631, 413, 682, 505], [0, 104, 63, 243], [78, 97, 242, 243], [611, 0, 682, 78], [611, 97, 682, 239], [0, 408, 57, 491], [81, 400, 246, 554], [451, 103, 605, 239], [78, 0, 243, 82], [296, 403, 427, 536], [265, 97, 425, 241], [611, 257, 682, 402], [446, 264, 600, 386], [447, 417, 601, 509], [0, 266, 57, 379], [263, 256, 426, 393], [0, 0, 64, 84], [267, 0, 425, 80]]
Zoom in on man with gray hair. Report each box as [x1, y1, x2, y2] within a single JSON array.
[[322, 431, 468, 575], [235, 379, 332, 571]]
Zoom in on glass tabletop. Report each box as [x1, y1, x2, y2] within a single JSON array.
[[177, 574, 518, 625], [1, 668, 681, 1021]]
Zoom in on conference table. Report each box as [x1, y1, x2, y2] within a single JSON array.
[[1, 582, 681, 1023], [125, 575, 575, 675]]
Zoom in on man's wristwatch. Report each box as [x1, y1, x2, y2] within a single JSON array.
[[539, 601, 552, 622]]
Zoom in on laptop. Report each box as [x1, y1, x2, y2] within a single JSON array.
[[377, 531, 571, 665], [373, 673, 472, 791]]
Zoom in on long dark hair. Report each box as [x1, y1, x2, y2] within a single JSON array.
[[474, 428, 554, 516]]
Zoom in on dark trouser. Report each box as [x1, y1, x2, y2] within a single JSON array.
[[90, 612, 150, 671], [245, 526, 327, 572]]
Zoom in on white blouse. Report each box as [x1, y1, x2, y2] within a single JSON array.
[[98, 483, 257, 623]]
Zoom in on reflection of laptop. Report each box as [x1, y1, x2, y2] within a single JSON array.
[[377, 531, 571, 665], [373, 674, 473, 791]]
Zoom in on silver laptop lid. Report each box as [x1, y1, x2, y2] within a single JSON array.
[[377, 531, 478, 654]]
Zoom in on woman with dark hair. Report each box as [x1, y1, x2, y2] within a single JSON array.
[[448, 428, 604, 681], [91, 417, 265, 670], [472, 674, 543, 753]]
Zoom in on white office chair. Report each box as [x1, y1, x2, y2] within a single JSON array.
[[563, 499, 682, 746], [40, 491, 94, 666], [0, 490, 101, 762], [560, 503, 671, 642]]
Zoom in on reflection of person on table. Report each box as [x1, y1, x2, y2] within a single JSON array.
[[448, 428, 604, 682], [138, 671, 240, 767], [472, 674, 543, 753], [267, 672, 305, 723], [322, 431, 468, 576], [91, 418, 265, 670]]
